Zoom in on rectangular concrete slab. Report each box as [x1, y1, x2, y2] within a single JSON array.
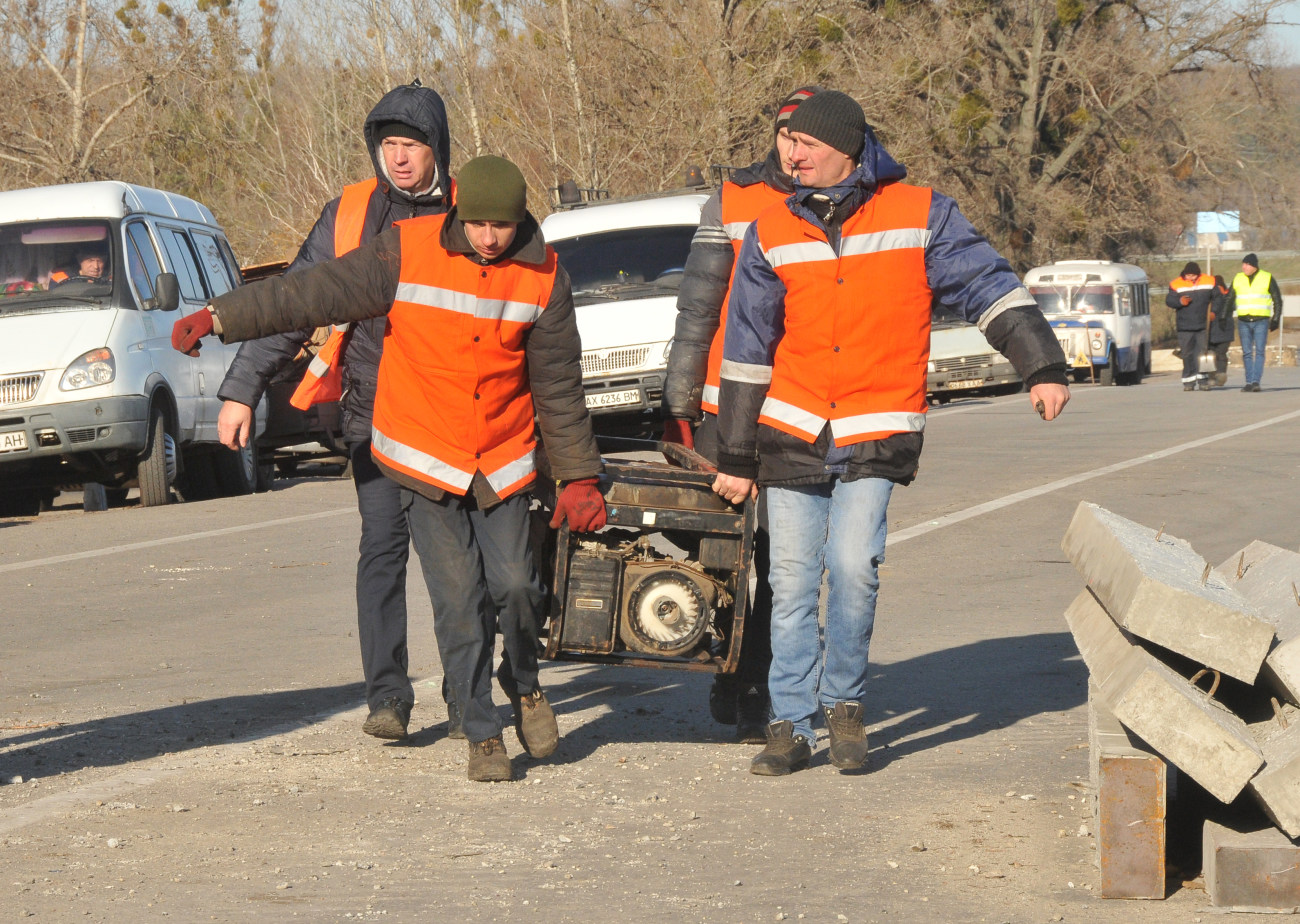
[[1062, 502, 1274, 683], [1249, 705, 1300, 839], [1215, 541, 1300, 705], [1065, 589, 1263, 803], [1204, 819, 1300, 911], [1089, 686, 1167, 899]]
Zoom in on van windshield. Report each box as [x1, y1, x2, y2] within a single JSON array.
[[1029, 284, 1115, 316], [0, 220, 115, 311], [550, 226, 695, 302]]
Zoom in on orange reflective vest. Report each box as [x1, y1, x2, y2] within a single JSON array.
[[369, 214, 558, 500], [1169, 273, 1216, 300], [700, 180, 789, 414], [755, 182, 933, 446], [289, 178, 377, 410]]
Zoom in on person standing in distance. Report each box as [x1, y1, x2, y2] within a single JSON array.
[[1227, 253, 1283, 392]]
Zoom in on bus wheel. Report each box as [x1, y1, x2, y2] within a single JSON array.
[[1099, 349, 1117, 386]]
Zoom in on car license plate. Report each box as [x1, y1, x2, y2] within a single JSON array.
[[0, 429, 28, 452], [945, 378, 984, 389], [585, 388, 642, 410]]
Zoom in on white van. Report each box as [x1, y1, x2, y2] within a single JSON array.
[[541, 189, 709, 432], [0, 181, 262, 515], [926, 306, 1022, 404], [1023, 260, 1152, 385]]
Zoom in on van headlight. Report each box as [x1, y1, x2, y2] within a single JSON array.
[[927, 360, 936, 373], [60, 348, 115, 390], [1089, 334, 1105, 353]]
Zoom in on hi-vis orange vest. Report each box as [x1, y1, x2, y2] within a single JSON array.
[[700, 180, 789, 415], [369, 214, 558, 500], [289, 177, 377, 410], [755, 182, 933, 446]]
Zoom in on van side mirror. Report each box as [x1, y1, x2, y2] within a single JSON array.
[[147, 272, 180, 312]]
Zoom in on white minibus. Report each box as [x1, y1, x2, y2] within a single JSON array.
[[1023, 260, 1152, 386]]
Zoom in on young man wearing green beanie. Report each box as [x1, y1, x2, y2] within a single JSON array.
[[172, 155, 606, 783]]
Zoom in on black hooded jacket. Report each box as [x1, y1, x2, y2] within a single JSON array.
[[216, 82, 453, 444]]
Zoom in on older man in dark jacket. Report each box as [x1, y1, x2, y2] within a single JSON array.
[[215, 82, 459, 743], [174, 156, 605, 781]]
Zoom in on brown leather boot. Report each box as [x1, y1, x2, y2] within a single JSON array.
[[467, 736, 512, 782]]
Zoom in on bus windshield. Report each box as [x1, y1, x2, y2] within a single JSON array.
[[1029, 284, 1115, 316]]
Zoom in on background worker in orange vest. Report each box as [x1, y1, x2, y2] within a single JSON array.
[[1165, 262, 1215, 391], [212, 81, 458, 743], [711, 92, 1070, 776], [661, 85, 822, 744], [171, 156, 606, 782]]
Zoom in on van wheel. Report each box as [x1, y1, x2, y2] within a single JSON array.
[[1099, 349, 1117, 386], [214, 441, 257, 496], [0, 490, 41, 517], [255, 453, 275, 493], [138, 409, 174, 507]]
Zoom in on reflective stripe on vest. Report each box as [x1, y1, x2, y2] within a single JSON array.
[[1169, 274, 1216, 297], [1232, 270, 1274, 318], [369, 214, 557, 500], [753, 182, 933, 445], [701, 180, 789, 414], [289, 179, 377, 410]]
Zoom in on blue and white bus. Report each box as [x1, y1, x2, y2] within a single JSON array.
[[1023, 260, 1152, 386]]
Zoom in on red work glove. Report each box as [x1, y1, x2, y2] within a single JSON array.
[[172, 308, 214, 356], [1179, 295, 1190, 306], [549, 477, 606, 532], [660, 417, 694, 449]]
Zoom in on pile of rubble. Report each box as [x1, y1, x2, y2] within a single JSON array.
[[1062, 502, 1300, 910]]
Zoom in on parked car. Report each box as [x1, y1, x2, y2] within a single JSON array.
[[541, 183, 710, 434], [0, 181, 265, 516], [1024, 259, 1152, 385], [926, 306, 1022, 404]]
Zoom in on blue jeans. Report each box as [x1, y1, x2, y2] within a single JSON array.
[[1239, 318, 1270, 385], [765, 477, 894, 743]]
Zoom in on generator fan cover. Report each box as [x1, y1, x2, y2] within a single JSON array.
[[623, 570, 710, 655]]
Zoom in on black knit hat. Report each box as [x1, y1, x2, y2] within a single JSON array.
[[456, 155, 527, 223], [1181, 261, 1201, 276], [375, 120, 430, 147], [1243, 252, 1259, 268], [774, 86, 823, 134], [785, 90, 866, 158]]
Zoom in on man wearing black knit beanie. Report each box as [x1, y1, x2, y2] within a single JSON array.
[[712, 90, 1071, 777], [662, 83, 824, 745]]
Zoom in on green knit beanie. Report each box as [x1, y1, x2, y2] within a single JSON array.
[[456, 155, 527, 222]]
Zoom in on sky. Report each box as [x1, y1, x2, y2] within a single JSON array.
[[1270, 0, 1300, 62]]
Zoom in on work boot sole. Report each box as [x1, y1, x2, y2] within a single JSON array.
[[750, 752, 810, 776], [361, 710, 409, 740], [468, 757, 512, 782], [514, 694, 559, 758]]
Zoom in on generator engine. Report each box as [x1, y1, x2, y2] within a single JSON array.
[[542, 446, 756, 673]]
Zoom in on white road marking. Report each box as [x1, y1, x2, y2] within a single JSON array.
[[887, 408, 1300, 546], [0, 507, 354, 574]]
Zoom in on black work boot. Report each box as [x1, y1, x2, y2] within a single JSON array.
[[509, 687, 559, 758], [709, 674, 739, 725], [446, 699, 466, 740], [750, 720, 811, 776], [467, 736, 512, 782], [361, 697, 412, 740], [823, 702, 869, 770], [734, 684, 770, 745]]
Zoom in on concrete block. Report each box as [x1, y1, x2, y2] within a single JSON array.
[[1249, 706, 1300, 839], [1062, 502, 1274, 683], [1089, 685, 1167, 899], [1203, 819, 1300, 911], [1215, 541, 1300, 705], [1066, 589, 1263, 803]]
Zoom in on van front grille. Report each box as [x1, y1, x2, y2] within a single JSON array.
[[0, 372, 42, 407], [581, 346, 651, 377], [932, 355, 993, 375]]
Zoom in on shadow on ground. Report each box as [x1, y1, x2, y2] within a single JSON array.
[[1, 683, 364, 782]]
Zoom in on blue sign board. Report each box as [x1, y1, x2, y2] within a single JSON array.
[[1197, 211, 1240, 234]]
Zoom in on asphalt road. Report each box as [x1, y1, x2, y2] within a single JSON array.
[[2, 366, 1299, 922]]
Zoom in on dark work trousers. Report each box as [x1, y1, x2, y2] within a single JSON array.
[[695, 414, 773, 685], [404, 488, 545, 745], [1177, 329, 1207, 385], [350, 440, 414, 711]]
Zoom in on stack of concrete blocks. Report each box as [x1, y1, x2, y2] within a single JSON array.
[[1062, 502, 1300, 908]]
